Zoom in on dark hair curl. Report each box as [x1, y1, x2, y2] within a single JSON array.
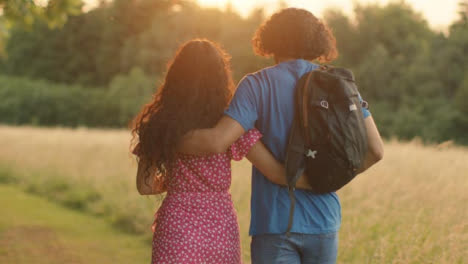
[[131, 39, 233, 187], [252, 8, 338, 63]]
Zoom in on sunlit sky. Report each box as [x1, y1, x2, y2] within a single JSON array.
[[84, 0, 461, 30]]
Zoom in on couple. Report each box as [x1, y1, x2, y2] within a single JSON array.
[[131, 8, 384, 264]]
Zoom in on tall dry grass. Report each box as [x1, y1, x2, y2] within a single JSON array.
[[1, 125, 467, 263], [0, 125, 157, 234]]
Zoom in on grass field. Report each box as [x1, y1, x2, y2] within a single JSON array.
[[1, 125, 467, 263], [0, 185, 150, 264]]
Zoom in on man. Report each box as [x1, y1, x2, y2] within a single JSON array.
[[179, 8, 384, 264]]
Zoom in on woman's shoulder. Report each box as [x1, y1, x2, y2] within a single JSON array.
[[228, 129, 263, 161]]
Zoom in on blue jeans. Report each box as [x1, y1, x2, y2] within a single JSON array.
[[251, 232, 338, 264]]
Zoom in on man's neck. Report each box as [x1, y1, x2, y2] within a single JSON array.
[[275, 56, 301, 64]]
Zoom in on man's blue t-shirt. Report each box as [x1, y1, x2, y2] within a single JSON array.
[[225, 59, 371, 236]]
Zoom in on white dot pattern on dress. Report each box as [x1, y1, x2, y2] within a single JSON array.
[[152, 129, 262, 264]]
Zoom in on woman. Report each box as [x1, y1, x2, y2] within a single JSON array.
[[131, 39, 311, 264]]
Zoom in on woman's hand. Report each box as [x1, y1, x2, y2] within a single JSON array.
[[135, 159, 167, 195], [246, 141, 314, 191], [133, 143, 167, 195]]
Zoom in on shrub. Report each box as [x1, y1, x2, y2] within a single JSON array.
[[0, 70, 156, 128]]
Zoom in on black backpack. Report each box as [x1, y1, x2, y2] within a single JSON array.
[[284, 65, 368, 233]]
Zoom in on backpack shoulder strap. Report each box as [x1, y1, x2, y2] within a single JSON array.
[[286, 69, 315, 236], [286, 166, 304, 236], [301, 71, 315, 147]]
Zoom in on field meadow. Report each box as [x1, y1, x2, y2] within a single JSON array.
[[0, 184, 151, 264], [0, 125, 467, 263]]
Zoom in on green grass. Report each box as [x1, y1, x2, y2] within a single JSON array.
[[0, 165, 158, 238], [0, 184, 151, 264]]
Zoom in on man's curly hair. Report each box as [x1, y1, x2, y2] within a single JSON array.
[[252, 8, 338, 63]]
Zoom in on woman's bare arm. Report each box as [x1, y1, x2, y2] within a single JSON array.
[[246, 141, 312, 190]]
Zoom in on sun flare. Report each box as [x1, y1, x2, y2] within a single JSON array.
[[193, 0, 458, 29], [196, 0, 267, 16], [197, 0, 228, 7]]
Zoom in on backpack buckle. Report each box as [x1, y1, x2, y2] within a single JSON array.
[[320, 100, 329, 109], [361, 101, 369, 109]]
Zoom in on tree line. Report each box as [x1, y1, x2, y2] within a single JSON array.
[[0, 0, 467, 144]]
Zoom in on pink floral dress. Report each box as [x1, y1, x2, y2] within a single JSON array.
[[152, 129, 262, 264]]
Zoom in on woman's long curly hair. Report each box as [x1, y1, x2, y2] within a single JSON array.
[[252, 8, 338, 63], [131, 39, 234, 187]]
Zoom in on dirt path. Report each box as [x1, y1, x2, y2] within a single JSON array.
[[0, 185, 151, 264]]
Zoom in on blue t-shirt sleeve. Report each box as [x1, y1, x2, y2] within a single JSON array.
[[224, 76, 259, 131], [358, 93, 371, 118]]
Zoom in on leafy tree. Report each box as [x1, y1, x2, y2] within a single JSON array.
[[0, 0, 82, 26], [1, 1, 467, 144], [0, 0, 83, 60], [324, 3, 468, 143], [3, 0, 269, 85], [4, 9, 105, 85], [107, 67, 155, 126], [456, 75, 468, 114]]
